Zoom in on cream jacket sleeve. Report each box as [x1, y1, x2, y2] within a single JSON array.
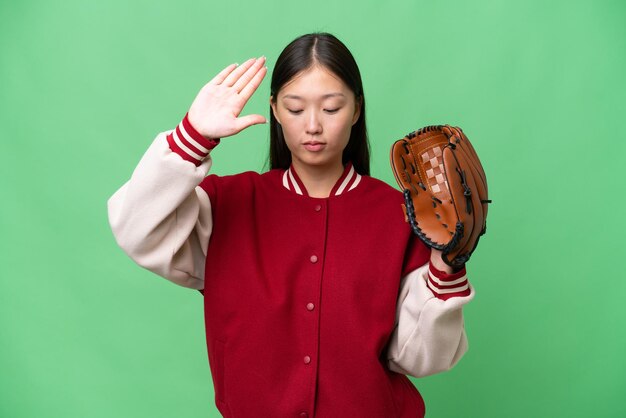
[[386, 264, 475, 378], [107, 129, 214, 290]]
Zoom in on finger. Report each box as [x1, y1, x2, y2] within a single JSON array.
[[238, 65, 267, 101], [208, 63, 239, 85], [222, 58, 257, 87], [233, 56, 266, 93], [234, 114, 267, 132]]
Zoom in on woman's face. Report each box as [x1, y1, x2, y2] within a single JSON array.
[[270, 65, 361, 172]]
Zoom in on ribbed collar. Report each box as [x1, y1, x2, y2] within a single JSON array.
[[281, 162, 362, 197]]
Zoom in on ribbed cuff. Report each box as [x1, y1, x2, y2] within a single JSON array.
[[427, 263, 471, 300], [166, 113, 220, 166]]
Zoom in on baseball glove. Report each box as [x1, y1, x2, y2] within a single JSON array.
[[390, 125, 491, 268]]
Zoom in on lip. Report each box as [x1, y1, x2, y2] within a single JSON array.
[[303, 141, 326, 152]]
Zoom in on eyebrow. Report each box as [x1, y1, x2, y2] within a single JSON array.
[[282, 93, 346, 100]]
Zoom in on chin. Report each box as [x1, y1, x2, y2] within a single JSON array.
[[295, 155, 335, 169]]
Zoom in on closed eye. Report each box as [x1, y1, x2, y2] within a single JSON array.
[[287, 109, 340, 114]]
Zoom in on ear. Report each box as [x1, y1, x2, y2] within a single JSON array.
[[270, 96, 281, 125], [352, 96, 362, 125]]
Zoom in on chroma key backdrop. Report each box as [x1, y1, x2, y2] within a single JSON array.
[[1, 0, 624, 417]]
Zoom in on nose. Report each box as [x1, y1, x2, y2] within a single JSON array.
[[305, 110, 322, 135]]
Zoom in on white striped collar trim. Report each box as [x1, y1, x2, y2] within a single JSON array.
[[282, 164, 362, 196], [283, 169, 304, 195], [334, 165, 355, 195], [348, 173, 361, 191], [287, 168, 303, 195], [282, 170, 290, 190]]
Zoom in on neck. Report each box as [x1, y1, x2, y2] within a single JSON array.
[[291, 159, 345, 198]]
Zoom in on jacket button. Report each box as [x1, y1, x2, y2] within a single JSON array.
[[300, 413, 309, 418], [310, 255, 318, 263], [306, 303, 315, 311], [314, 204, 321, 212], [304, 355, 311, 364]]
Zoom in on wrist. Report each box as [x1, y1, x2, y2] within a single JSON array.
[[183, 112, 220, 142], [429, 249, 461, 274], [186, 110, 218, 141]]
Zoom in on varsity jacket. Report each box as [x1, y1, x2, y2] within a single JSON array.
[[107, 114, 475, 418]]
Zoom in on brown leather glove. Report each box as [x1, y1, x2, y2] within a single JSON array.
[[390, 125, 491, 268]]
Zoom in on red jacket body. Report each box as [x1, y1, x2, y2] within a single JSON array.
[[200, 167, 428, 417]]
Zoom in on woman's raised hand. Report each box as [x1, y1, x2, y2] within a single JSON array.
[[187, 56, 268, 140]]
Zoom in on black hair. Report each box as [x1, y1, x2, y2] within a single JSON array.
[[269, 32, 370, 175]]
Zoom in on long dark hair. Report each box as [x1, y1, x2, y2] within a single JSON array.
[[269, 32, 370, 175]]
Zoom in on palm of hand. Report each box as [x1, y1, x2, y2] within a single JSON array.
[[188, 56, 268, 140]]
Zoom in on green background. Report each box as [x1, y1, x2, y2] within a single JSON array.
[[1, 0, 625, 417]]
